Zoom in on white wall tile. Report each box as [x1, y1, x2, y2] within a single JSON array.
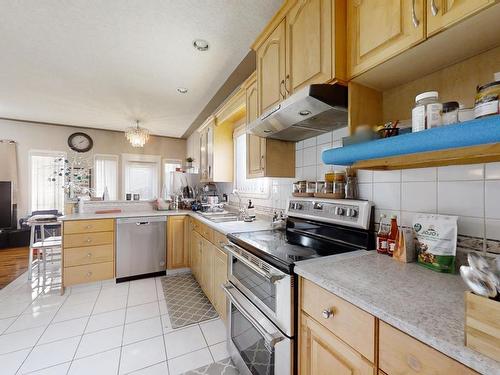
[[317, 143, 332, 166], [401, 182, 437, 213], [373, 170, 401, 183], [303, 137, 317, 148], [332, 140, 342, 149], [302, 147, 317, 166], [457, 216, 485, 238], [302, 165, 317, 180], [295, 167, 303, 180], [332, 127, 349, 142], [316, 131, 332, 145], [295, 149, 303, 168], [438, 181, 484, 217], [358, 183, 372, 201], [316, 164, 332, 181], [374, 209, 401, 224], [400, 211, 419, 227], [373, 183, 401, 210], [486, 219, 500, 240], [401, 168, 436, 182], [485, 180, 500, 219], [438, 164, 484, 181], [485, 162, 500, 180], [357, 170, 373, 183]]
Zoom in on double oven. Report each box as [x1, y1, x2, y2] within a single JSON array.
[[222, 198, 374, 375], [223, 242, 293, 375]]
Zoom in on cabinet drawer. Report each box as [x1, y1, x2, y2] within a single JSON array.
[[64, 231, 114, 248], [63, 262, 114, 286], [200, 223, 214, 243], [64, 244, 114, 267], [379, 321, 478, 374], [212, 230, 228, 250], [64, 219, 114, 234], [301, 278, 375, 362]]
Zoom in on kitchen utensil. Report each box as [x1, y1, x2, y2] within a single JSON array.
[[467, 252, 490, 272], [460, 266, 497, 298]]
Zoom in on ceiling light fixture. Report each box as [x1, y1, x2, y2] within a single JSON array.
[[176, 87, 188, 94], [193, 39, 209, 51], [125, 120, 150, 148]]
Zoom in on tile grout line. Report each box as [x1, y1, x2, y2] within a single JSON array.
[[65, 282, 104, 375], [14, 286, 71, 375], [155, 276, 171, 374], [116, 281, 131, 375], [198, 321, 214, 363]]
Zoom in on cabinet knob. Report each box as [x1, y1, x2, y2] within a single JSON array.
[[322, 309, 334, 319], [87, 252, 92, 258], [406, 354, 422, 371], [86, 238, 92, 243], [86, 271, 93, 277], [85, 225, 92, 229]]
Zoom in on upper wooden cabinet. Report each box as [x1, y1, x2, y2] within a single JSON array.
[[286, 0, 346, 92], [243, 72, 296, 179], [347, 0, 425, 78], [257, 19, 287, 114], [426, 0, 493, 35], [254, 0, 347, 114]]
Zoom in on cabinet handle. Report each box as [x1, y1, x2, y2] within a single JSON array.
[[85, 225, 92, 229], [87, 252, 92, 258], [322, 309, 334, 319], [430, 0, 439, 16], [411, 0, 420, 27], [279, 79, 286, 99], [284, 74, 291, 95]]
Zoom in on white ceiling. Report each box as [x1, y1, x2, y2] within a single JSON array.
[[0, 0, 281, 138]]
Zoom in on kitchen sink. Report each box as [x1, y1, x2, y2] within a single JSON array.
[[198, 212, 240, 223]]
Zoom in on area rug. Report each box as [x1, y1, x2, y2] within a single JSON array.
[[160, 273, 218, 328], [183, 357, 239, 375]]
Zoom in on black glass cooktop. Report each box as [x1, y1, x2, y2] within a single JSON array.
[[227, 217, 373, 274]]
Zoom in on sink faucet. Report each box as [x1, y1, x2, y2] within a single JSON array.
[[232, 189, 246, 220], [272, 210, 287, 228]]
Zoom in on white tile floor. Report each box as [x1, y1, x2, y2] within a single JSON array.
[[0, 264, 230, 375]]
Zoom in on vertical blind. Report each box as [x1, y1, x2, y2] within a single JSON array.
[[30, 152, 65, 212], [94, 156, 118, 200]]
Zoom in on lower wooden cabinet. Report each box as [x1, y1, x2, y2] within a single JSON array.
[[213, 246, 228, 321], [167, 215, 189, 269], [300, 313, 375, 375], [190, 230, 203, 284], [201, 238, 215, 302]]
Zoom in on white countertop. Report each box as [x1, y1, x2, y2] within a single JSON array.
[[59, 210, 276, 235], [294, 252, 500, 375]]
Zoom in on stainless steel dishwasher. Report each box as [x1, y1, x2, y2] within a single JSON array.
[[116, 216, 167, 282]]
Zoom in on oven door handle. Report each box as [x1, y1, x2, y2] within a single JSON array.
[[223, 244, 285, 284], [222, 283, 285, 348]]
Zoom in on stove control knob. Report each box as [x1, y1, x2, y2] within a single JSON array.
[[346, 208, 358, 217], [334, 207, 344, 216], [291, 202, 303, 210]]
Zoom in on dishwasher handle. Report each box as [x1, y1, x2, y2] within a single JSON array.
[[136, 221, 150, 226]]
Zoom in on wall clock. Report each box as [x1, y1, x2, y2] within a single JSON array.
[[68, 132, 93, 153]]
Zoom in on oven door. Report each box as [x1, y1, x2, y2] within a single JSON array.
[[223, 283, 292, 375], [224, 243, 293, 336]]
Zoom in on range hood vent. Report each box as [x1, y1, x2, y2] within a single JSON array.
[[247, 84, 348, 142]]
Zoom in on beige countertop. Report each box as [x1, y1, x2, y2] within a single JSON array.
[[295, 252, 500, 375]]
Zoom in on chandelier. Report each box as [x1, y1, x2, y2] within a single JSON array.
[[125, 120, 150, 147]]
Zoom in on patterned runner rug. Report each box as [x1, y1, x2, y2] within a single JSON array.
[[160, 273, 218, 328], [183, 357, 239, 375]]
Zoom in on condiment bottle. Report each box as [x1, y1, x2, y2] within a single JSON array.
[[412, 91, 442, 131], [376, 214, 388, 254], [387, 215, 399, 257]]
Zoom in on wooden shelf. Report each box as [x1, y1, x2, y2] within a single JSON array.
[[352, 143, 500, 170]]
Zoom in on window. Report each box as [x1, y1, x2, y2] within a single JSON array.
[[162, 159, 182, 198], [122, 154, 161, 200], [94, 154, 118, 200], [30, 151, 66, 212], [234, 132, 270, 198]]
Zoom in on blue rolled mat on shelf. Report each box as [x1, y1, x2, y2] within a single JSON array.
[[322, 115, 500, 166]]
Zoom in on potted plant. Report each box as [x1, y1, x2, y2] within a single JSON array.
[[186, 157, 194, 168]]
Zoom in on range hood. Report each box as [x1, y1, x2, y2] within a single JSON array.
[[247, 84, 348, 142]]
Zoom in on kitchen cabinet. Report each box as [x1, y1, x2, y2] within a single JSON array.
[[201, 238, 215, 302], [254, 0, 346, 113], [257, 19, 286, 114], [167, 215, 188, 269], [426, 0, 493, 36], [212, 246, 228, 321], [286, 0, 346, 92], [199, 116, 214, 182], [190, 228, 203, 284], [347, 0, 425, 78], [62, 219, 115, 288], [300, 313, 374, 375], [244, 72, 296, 179]]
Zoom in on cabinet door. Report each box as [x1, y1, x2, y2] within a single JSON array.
[[347, 0, 425, 77], [286, 0, 333, 92], [300, 314, 374, 375], [206, 125, 214, 181], [191, 231, 202, 283], [257, 19, 286, 114], [167, 216, 187, 269], [247, 135, 265, 178], [200, 130, 208, 181], [427, 0, 493, 36], [201, 240, 214, 302], [212, 248, 228, 321]]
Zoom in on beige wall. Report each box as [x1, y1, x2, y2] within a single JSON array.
[[0, 119, 186, 218]]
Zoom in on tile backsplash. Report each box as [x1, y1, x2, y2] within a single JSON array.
[[294, 126, 500, 255]]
